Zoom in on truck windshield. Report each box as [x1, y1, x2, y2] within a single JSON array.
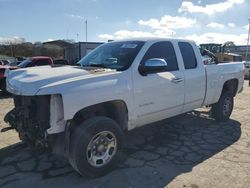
[[78, 41, 145, 71], [18, 59, 32, 68]]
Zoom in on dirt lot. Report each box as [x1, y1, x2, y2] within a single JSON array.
[[0, 82, 249, 188]]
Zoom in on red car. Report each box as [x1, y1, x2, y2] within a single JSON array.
[[0, 56, 53, 93]]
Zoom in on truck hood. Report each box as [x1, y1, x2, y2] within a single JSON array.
[[6, 65, 115, 95]]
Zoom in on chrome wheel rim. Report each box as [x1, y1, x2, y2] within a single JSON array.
[[86, 131, 117, 168], [223, 97, 232, 116]]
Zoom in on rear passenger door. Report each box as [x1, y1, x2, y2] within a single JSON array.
[[178, 42, 206, 112], [133, 41, 185, 126]]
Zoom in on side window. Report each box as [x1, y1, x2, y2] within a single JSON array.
[[178, 42, 197, 69], [142, 41, 178, 71], [36, 59, 50, 66]]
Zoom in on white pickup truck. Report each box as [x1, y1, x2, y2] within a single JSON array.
[[5, 38, 244, 177]]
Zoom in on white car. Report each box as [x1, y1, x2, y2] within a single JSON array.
[[5, 38, 244, 177]]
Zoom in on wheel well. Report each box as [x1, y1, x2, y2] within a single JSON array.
[[222, 79, 238, 97], [72, 100, 128, 131]]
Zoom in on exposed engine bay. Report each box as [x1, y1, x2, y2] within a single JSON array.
[[4, 95, 67, 149]]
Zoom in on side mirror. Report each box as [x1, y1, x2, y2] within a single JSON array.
[[139, 58, 168, 76]]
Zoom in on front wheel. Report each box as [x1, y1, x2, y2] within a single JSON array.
[[211, 91, 234, 122], [68, 116, 123, 177]]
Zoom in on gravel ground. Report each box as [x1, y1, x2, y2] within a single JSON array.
[[0, 82, 249, 188], [0, 91, 19, 149]]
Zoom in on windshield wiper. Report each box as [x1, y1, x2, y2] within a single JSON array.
[[89, 63, 108, 68], [82, 63, 114, 69]]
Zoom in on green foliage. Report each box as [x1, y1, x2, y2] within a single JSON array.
[[0, 43, 63, 58]]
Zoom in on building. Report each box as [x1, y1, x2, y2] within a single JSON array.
[[225, 45, 250, 61], [64, 42, 103, 64], [42, 40, 73, 59]]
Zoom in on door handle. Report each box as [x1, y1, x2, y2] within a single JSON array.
[[171, 77, 184, 83]]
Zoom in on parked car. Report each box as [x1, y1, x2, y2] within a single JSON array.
[[8, 61, 22, 66], [5, 39, 244, 177], [53, 59, 69, 65], [17, 56, 53, 68], [0, 64, 14, 92], [243, 61, 250, 79], [0, 60, 10, 65], [0, 56, 53, 92]]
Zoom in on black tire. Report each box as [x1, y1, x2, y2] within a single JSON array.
[[211, 91, 234, 122], [68, 116, 123, 177]]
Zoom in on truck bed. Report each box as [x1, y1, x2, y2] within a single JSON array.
[[203, 62, 244, 106]]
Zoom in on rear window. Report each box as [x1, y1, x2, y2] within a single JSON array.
[[36, 59, 50, 66], [179, 42, 197, 69]]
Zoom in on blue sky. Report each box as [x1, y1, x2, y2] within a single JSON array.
[[0, 0, 249, 44]]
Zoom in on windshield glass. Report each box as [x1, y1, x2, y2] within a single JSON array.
[[78, 41, 145, 71], [18, 59, 32, 68]]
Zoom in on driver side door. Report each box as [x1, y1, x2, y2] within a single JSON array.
[[133, 41, 185, 127]]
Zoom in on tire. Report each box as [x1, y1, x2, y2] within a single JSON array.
[[211, 91, 234, 122], [68, 116, 124, 177]]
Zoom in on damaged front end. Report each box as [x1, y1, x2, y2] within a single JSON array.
[[4, 94, 67, 149]]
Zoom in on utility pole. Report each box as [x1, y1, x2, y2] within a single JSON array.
[[245, 19, 250, 60], [76, 33, 80, 60], [85, 19, 88, 56], [85, 19, 88, 43]]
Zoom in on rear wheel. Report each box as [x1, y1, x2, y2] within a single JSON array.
[[68, 116, 123, 177], [211, 91, 234, 122]]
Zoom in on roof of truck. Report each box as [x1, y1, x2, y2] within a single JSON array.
[[30, 56, 52, 60], [111, 37, 195, 43]]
